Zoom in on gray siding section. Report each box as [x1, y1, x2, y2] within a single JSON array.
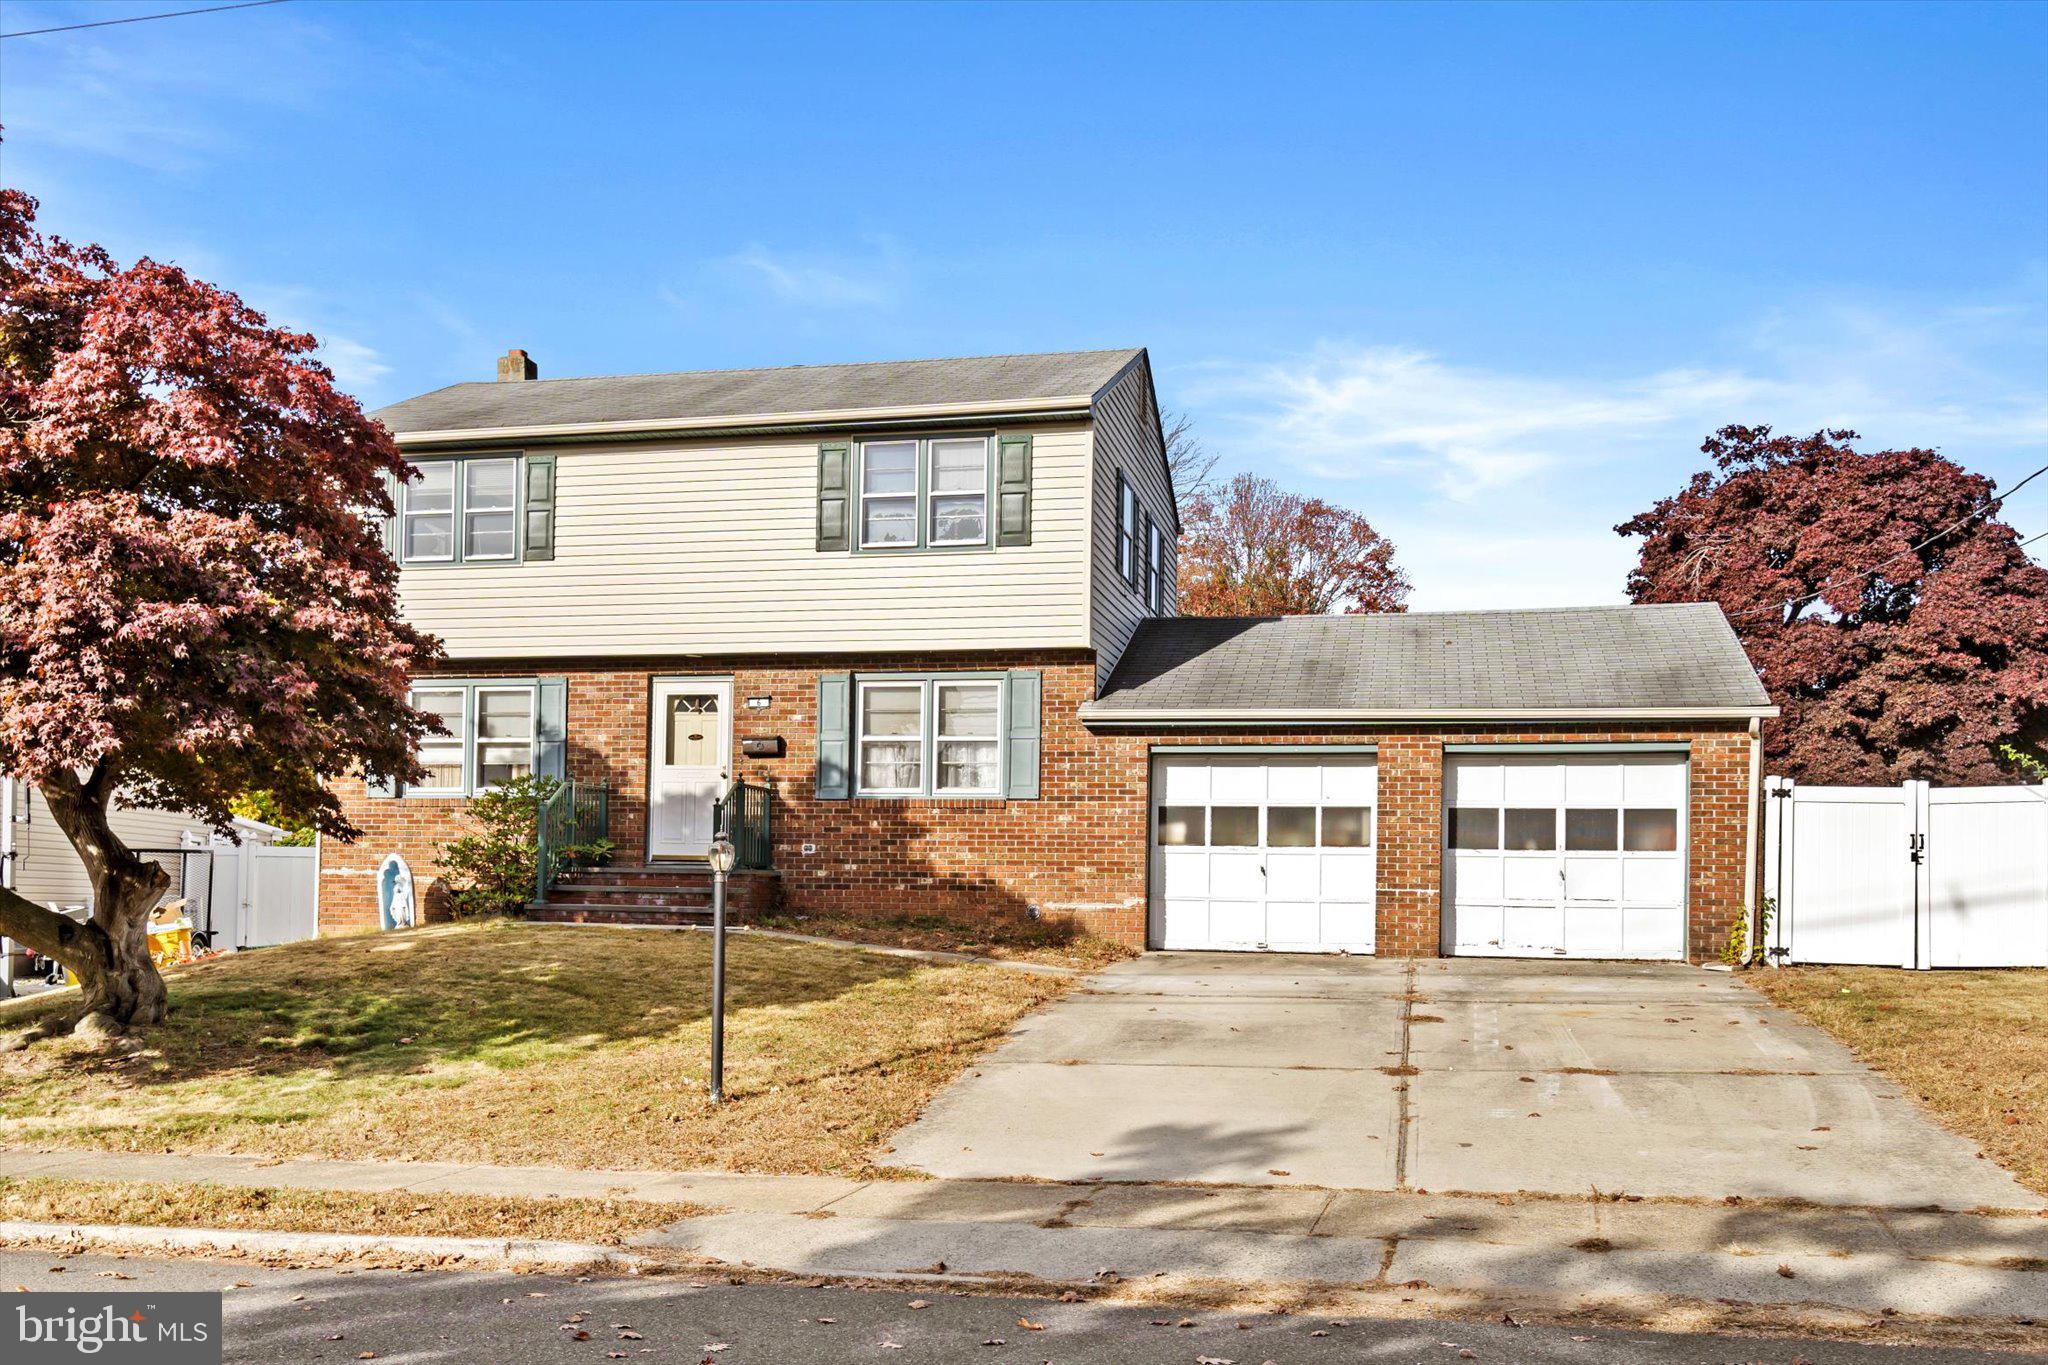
[[1087, 356, 1176, 692], [397, 425, 1096, 658], [8, 786, 210, 909]]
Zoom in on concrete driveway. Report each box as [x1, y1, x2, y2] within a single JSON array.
[[887, 954, 2042, 1210]]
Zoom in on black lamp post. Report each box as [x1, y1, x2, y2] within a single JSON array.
[[706, 834, 736, 1103]]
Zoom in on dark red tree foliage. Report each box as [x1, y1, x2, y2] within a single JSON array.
[[1619, 426, 2048, 786]]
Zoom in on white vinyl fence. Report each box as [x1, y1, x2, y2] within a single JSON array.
[[1763, 776, 2048, 968], [205, 843, 318, 950]]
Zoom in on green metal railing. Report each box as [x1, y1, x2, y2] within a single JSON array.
[[534, 779, 610, 904], [713, 780, 773, 870]]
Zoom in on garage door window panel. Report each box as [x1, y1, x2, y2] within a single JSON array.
[[1504, 809, 1557, 851], [1451, 808, 1499, 849], [1623, 808, 1679, 852], [1565, 808, 1619, 851], [1157, 806, 1206, 845], [1268, 807, 1316, 847], [1322, 807, 1372, 847], [1211, 806, 1259, 847]]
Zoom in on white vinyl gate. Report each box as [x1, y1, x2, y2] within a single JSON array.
[[1763, 777, 2048, 968], [205, 844, 318, 949]]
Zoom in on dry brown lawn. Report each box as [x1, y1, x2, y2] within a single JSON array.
[[753, 910, 1135, 970], [0, 920, 1070, 1174], [0, 1177, 696, 1243], [1749, 965, 2048, 1194]]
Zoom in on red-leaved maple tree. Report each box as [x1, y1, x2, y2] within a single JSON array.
[[1619, 426, 2048, 785], [0, 187, 441, 1034], [1178, 473, 1410, 616]]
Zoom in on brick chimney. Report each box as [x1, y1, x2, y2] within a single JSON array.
[[496, 348, 537, 382]]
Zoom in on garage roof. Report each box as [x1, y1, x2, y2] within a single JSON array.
[[1084, 603, 1776, 723], [372, 348, 1145, 440]]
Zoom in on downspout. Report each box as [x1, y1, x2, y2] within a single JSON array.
[[1, 777, 15, 995], [1742, 718, 1763, 966]]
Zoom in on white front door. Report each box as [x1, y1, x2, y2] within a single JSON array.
[[1150, 754, 1378, 953], [1445, 753, 1688, 960], [648, 679, 732, 860]]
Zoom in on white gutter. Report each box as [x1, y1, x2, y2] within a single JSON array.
[[1080, 705, 1782, 725], [391, 394, 1095, 448]]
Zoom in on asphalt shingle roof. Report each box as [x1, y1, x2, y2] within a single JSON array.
[[372, 348, 1145, 435], [1088, 604, 1772, 716]]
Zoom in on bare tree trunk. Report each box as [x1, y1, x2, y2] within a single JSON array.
[[24, 769, 171, 1031]]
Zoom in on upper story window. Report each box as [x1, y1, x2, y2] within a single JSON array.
[[856, 436, 992, 552], [394, 454, 555, 567], [1147, 520, 1167, 613], [854, 676, 1003, 797], [1117, 474, 1138, 582], [405, 683, 535, 797]]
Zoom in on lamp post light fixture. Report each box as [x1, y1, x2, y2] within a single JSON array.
[[706, 834, 737, 1104]]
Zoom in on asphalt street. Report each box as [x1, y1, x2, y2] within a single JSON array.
[[0, 1249, 2008, 1363]]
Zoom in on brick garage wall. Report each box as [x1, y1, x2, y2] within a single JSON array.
[[321, 657, 1757, 960]]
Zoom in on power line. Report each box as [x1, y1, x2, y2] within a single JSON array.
[[1, 0, 287, 40], [1728, 459, 2048, 622]]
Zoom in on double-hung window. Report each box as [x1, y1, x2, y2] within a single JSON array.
[[859, 441, 919, 548], [405, 683, 536, 796], [1147, 521, 1166, 613], [928, 438, 989, 545], [400, 456, 524, 565], [857, 436, 991, 550], [857, 682, 924, 793], [1117, 476, 1138, 583], [854, 677, 1003, 797]]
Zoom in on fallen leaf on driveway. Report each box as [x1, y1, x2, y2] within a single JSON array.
[[1778, 1264, 1797, 1278], [1195, 1356, 1235, 1364], [981, 1339, 1005, 1347], [908, 1299, 929, 1310]]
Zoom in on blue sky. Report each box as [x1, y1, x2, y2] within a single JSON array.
[[5, 0, 2044, 608]]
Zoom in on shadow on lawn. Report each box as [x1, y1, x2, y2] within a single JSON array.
[[0, 919, 925, 1093]]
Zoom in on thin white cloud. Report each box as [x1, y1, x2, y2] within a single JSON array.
[[716, 241, 905, 309], [1184, 280, 2048, 607]]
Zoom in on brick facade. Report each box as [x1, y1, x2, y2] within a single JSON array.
[[320, 651, 1758, 962]]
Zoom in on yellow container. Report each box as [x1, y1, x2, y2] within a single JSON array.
[[61, 918, 194, 986]]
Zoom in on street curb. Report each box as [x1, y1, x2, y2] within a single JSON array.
[[0, 1219, 662, 1273]]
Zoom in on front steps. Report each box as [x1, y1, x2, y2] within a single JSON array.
[[527, 862, 779, 926]]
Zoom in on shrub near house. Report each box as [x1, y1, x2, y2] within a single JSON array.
[[326, 347, 1774, 963]]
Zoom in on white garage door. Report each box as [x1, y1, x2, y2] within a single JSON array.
[[1445, 753, 1687, 960], [1151, 754, 1376, 953]]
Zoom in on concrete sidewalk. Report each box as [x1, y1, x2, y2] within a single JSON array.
[[3, 1146, 2046, 1325]]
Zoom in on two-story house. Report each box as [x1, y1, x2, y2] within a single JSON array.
[[318, 346, 1776, 961]]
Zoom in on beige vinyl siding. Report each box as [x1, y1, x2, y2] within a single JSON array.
[[1088, 357, 1177, 690], [398, 424, 1095, 659], [8, 786, 207, 910]]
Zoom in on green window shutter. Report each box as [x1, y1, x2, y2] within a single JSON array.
[[523, 454, 557, 561], [996, 433, 1033, 547], [380, 470, 401, 560], [1004, 669, 1041, 800], [816, 672, 852, 799], [535, 677, 568, 781], [817, 441, 851, 552]]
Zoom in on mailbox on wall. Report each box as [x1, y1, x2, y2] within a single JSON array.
[[740, 736, 786, 759]]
